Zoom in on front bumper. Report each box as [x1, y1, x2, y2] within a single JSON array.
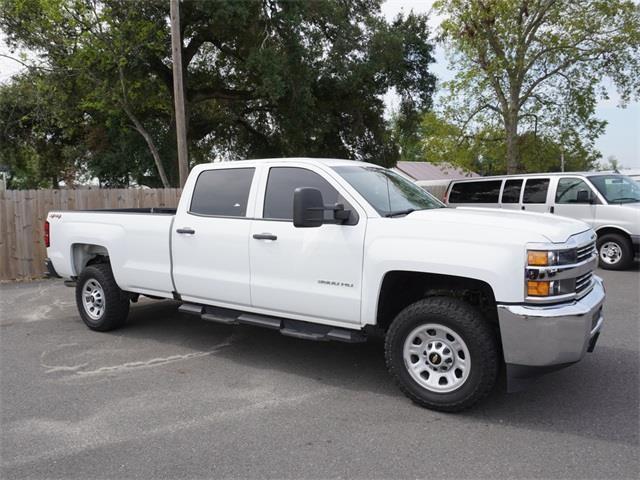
[[497, 276, 605, 373]]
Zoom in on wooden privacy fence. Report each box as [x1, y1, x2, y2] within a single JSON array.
[[0, 188, 182, 281]]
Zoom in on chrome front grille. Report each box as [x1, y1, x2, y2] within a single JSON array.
[[576, 271, 594, 296], [577, 242, 596, 262]]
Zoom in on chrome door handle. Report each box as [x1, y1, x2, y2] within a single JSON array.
[[176, 227, 195, 234], [252, 233, 277, 241]]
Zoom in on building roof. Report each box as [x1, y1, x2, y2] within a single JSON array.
[[394, 161, 478, 181]]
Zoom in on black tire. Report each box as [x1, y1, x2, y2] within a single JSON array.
[[597, 233, 633, 270], [385, 297, 499, 412], [75, 263, 130, 331]]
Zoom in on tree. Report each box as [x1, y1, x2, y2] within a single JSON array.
[[435, 0, 640, 173], [0, 0, 437, 187], [418, 111, 600, 175], [0, 73, 80, 188]]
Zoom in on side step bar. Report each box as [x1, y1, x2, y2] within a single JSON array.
[[178, 303, 366, 343]]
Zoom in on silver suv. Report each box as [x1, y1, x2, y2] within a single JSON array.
[[445, 172, 640, 270]]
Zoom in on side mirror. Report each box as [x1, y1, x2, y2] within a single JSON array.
[[293, 188, 324, 227], [576, 189, 592, 204]]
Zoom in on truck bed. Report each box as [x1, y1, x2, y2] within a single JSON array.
[[71, 207, 177, 214], [47, 209, 175, 297]]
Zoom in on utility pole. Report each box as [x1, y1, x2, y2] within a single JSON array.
[[170, 0, 189, 187]]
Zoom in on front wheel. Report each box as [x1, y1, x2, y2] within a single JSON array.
[[597, 233, 633, 270], [385, 297, 499, 412]]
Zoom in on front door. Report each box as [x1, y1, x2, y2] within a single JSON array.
[[249, 165, 366, 325], [551, 177, 597, 226], [172, 167, 257, 307]]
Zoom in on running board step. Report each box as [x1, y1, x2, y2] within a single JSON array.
[[178, 303, 366, 343]]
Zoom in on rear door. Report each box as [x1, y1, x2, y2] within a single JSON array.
[[521, 177, 551, 213], [172, 167, 257, 307], [499, 178, 523, 211], [551, 176, 598, 226]]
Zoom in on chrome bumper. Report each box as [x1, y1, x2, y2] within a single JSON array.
[[497, 276, 605, 368]]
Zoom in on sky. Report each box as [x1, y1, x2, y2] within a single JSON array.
[[381, 0, 640, 169], [1, 1, 638, 168]]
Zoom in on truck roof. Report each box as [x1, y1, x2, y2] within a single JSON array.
[[206, 157, 377, 169]]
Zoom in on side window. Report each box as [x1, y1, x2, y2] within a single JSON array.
[[190, 168, 255, 216], [501, 179, 523, 203], [449, 180, 502, 203], [555, 178, 593, 204], [263, 167, 350, 221], [523, 178, 550, 204]]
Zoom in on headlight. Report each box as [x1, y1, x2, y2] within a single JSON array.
[[527, 248, 578, 267], [526, 279, 575, 297], [526, 248, 579, 298], [527, 250, 551, 266]]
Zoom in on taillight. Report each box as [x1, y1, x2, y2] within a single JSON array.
[[44, 221, 50, 248]]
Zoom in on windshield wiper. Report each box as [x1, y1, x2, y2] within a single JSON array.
[[384, 208, 416, 218]]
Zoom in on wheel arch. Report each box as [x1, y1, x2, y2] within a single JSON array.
[[595, 225, 632, 242], [71, 243, 110, 276], [375, 271, 499, 334]]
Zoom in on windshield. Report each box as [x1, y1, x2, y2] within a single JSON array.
[[589, 175, 640, 204], [332, 166, 444, 215]]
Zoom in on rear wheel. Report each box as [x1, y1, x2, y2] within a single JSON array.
[[75, 263, 130, 331], [597, 233, 633, 270], [385, 297, 498, 412]]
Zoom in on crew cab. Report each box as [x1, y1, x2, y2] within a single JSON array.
[[45, 158, 605, 411]]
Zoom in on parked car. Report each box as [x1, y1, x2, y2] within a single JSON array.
[[45, 158, 604, 411], [446, 172, 640, 270]]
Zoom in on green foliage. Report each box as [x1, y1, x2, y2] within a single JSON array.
[[434, 0, 640, 173], [417, 111, 600, 176], [0, 0, 436, 187]]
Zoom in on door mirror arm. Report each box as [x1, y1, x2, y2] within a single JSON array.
[[330, 203, 351, 222]]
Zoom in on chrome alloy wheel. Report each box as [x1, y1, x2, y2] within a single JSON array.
[[403, 323, 471, 393], [600, 241, 622, 265], [82, 278, 105, 320]]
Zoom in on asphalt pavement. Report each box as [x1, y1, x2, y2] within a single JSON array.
[[1, 266, 638, 479]]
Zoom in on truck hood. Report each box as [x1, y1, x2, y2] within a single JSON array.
[[406, 207, 590, 243]]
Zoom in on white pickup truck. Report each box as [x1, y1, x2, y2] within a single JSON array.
[[45, 158, 605, 411]]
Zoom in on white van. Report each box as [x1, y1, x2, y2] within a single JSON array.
[[445, 172, 640, 270]]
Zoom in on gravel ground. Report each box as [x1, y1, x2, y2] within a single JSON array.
[[1, 266, 638, 479]]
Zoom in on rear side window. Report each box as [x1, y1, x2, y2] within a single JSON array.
[[501, 179, 523, 203], [190, 168, 255, 216], [523, 178, 550, 204], [264, 167, 349, 220], [449, 180, 502, 203]]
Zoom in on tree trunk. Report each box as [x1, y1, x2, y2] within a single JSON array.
[[125, 110, 171, 188], [504, 111, 520, 174], [118, 67, 171, 188]]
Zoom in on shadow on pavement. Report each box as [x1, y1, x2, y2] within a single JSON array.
[[116, 299, 639, 447]]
